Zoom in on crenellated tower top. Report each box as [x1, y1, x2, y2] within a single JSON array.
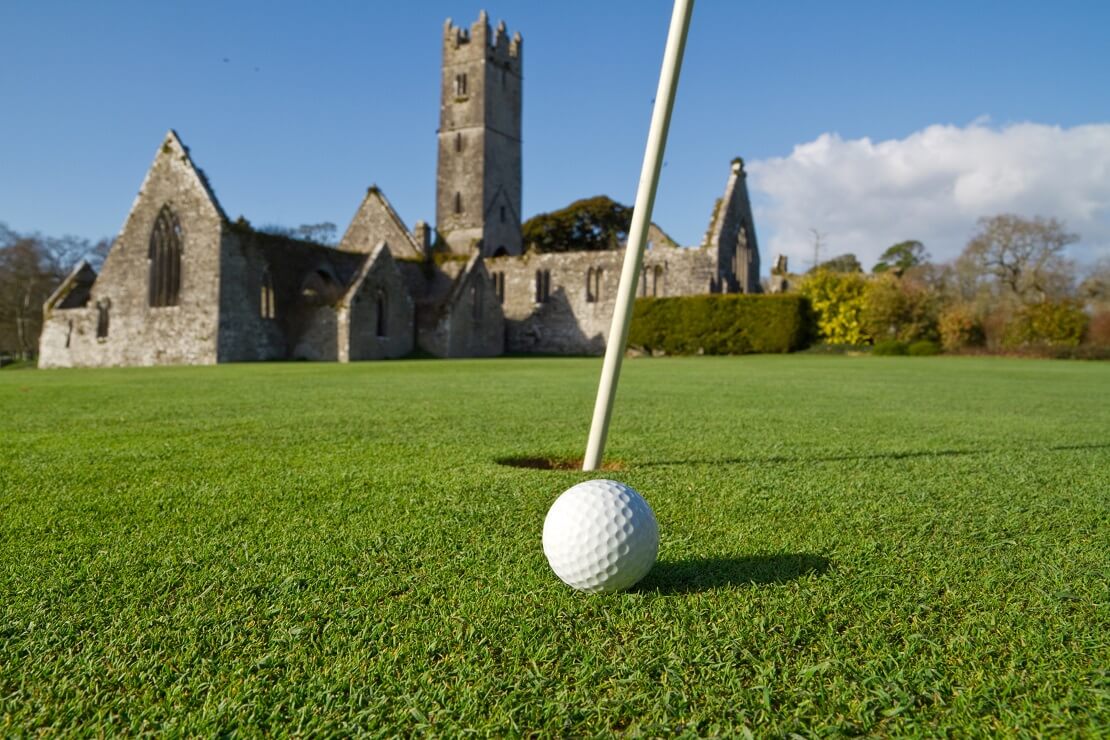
[[443, 11, 522, 74]]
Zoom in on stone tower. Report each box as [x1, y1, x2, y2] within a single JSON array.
[[436, 11, 522, 257]]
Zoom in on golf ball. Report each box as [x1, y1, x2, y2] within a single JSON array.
[[542, 479, 659, 593]]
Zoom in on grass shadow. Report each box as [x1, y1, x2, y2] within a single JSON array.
[[638, 552, 830, 595], [639, 443, 1109, 468], [639, 449, 983, 467]]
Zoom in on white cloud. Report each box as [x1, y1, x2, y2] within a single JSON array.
[[747, 122, 1110, 272]]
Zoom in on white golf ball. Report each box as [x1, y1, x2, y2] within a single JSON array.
[[542, 479, 659, 593]]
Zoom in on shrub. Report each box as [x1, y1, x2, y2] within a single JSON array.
[[1086, 309, 1110, 348], [872, 339, 908, 356], [907, 339, 940, 356], [1004, 300, 1088, 348], [938, 304, 985, 352], [628, 294, 811, 355], [861, 273, 940, 343], [798, 270, 869, 345]]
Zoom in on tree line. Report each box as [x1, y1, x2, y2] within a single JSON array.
[[794, 214, 1110, 356]]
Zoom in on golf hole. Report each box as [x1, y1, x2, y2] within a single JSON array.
[[495, 456, 625, 471]]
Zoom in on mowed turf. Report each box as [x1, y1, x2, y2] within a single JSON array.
[[1, 356, 1107, 736]]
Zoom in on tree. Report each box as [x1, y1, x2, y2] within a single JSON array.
[[1079, 258, 1110, 306], [257, 222, 339, 245], [0, 223, 110, 359], [873, 240, 929, 275], [522, 196, 632, 253], [812, 253, 862, 273], [860, 272, 940, 342], [961, 215, 1078, 304]]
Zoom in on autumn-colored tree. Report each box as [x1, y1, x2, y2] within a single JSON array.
[[798, 269, 869, 344], [960, 215, 1078, 305], [860, 272, 940, 342]]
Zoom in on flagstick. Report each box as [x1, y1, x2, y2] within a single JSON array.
[[583, 0, 694, 472]]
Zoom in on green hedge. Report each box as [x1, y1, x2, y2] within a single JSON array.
[[628, 295, 811, 355]]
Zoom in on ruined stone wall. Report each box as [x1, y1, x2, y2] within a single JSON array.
[[216, 230, 286, 362], [415, 257, 504, 358], [292, 306, 339, 361], [339, 246, 415, 361], [338, 188, 423, 259], [489, 245, 718, 355], [704, 159, 761, 294], [39, 133, 223, 368]]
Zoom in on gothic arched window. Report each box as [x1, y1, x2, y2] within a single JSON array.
[[148, 206, 182, 307]]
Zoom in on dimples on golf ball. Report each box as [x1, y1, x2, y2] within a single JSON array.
[[542, 479, 659, 593]]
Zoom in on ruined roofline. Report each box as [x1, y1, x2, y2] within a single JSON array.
[[442, 251, 484, 312], [444, 11, 522, 60], [337, 185, 424, 259], [339, 241, 391, 307], [43, 259, 96, 312], [162, 130, 229, 223]]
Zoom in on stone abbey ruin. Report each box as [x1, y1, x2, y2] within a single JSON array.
[[39, 11, 761, 368]]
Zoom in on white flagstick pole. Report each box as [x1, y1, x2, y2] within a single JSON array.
[[583, 0, 694, 472]]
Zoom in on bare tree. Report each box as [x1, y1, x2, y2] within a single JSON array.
[[808, 228, 826, 271], [0, 223, 110, 359], [960, 214, 1078, 304]]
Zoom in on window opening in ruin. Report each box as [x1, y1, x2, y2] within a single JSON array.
[[535, 270, 551, 303], [260, 268, 276, 319], [586, 267, 596, 303], [495, 272, 505, 303], [640, 268, 648, 297], [376, 291, 387, 338], [148, 205, 182, 307], [652, 265, 664, 296], [594, 267, 602, 302], [455, 192, 463, 214], [456, 73, 468, 96], [455, 132, 462, 152], [96, 299, 110, 340], [65, 320, 73, 348], [500, 206, 506, 223]]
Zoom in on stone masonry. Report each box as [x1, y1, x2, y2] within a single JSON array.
[[38, 11, 760, 368]]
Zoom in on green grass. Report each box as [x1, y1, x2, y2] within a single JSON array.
[[2, 356, 1108, 736]]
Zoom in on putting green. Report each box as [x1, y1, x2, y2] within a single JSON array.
[[2, 355, 1107, 734]]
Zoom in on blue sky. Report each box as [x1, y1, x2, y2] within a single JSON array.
[[2, 1, 1109, 270]]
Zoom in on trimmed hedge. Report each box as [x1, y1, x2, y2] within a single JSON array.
[[629, 294, 811, 355]]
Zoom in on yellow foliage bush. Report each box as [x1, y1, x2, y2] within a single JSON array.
[[798, 270, 869, 344]]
